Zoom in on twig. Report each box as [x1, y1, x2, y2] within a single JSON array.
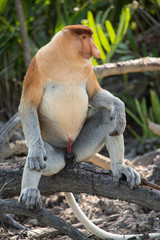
[[141, 178, 160, 191], [0, 178, 15, 198]]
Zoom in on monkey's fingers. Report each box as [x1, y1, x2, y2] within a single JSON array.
[[113, 165, 141, 189], [27, 156, 46, 171]]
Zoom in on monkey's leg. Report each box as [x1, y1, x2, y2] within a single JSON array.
[[72, 108, 140, 188], [19, 142, 65, 209]]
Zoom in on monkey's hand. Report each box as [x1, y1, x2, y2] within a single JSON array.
[[109, 100, 126, 136], [111, 163, 141, 189], [19, 187, 42, 210], [27, 145, 47, 171]]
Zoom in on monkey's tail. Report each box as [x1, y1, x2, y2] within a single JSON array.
[[64, 192, 160, 240]]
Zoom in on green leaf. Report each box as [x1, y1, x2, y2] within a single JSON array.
[[150, 90, 160, 123], [95, 11, 102, 24], [0, 0, 7, 14], [127, 125, 142, 142], [122, 7, 130, 36], [115, 8, 126, 43], [127, 27, 137, 53], [125, 107, 143, 127], [135, 99, 145, 123], [101, 6, 114, 25], [91, 57, 98, 66], [87, 11, 105, 61], [105, 20, 116, 44], [97, 24, 110, 52]]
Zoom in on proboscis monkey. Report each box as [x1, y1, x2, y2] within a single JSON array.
[[18, 25, 159, 239]]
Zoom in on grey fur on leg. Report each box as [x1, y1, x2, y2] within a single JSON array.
[[19, 142, 66, 209], [72, 108, 140, 188], [106, 134, 141, 188], [72, 108, 108, 163]]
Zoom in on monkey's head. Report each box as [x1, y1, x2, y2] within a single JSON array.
[[59, 25, 101, 62]]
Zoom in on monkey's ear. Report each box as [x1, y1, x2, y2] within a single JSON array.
[[62, 25, 93, 36]]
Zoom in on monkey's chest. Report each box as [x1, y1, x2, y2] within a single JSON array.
[[39, 82, 88, 146]]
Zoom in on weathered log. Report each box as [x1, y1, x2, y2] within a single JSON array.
[[0, 162, 160, 212]]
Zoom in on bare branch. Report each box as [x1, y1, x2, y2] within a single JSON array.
[[0, 213, 25, 230], [94, 57, 160, 78], [0, 163, 160, 212]]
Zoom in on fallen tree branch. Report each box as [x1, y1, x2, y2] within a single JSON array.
[[0, 198, 88, 240], [0, 213, 25, 230], [0, 163, 160, 212], [94, 57, 160, 78]]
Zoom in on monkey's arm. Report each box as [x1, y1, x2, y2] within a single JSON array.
[[87, 71, 126, 136], [19, 57, 47, 171]]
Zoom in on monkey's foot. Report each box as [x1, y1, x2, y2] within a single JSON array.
[[111, 164, 141, 189], [19, 187, 42, 210]]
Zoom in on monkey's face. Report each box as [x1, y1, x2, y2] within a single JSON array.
[[61, 25, 101, 63], [79, 34, 101, 59]]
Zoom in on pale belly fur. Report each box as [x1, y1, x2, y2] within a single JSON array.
[[38, 81, 88, 147]]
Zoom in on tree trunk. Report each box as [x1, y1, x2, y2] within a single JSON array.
[[14, 0, 31, 69]]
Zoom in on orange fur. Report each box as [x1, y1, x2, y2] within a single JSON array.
[[22, 56, 44, 108], [20, 26, 101, 146], [62, 25, 93, 36], [86, 71, 101, 100]]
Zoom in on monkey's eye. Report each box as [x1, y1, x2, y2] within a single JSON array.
[[82, 35, 86, 39]]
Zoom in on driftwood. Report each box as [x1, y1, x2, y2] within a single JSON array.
[[0, 162, 160, 212]]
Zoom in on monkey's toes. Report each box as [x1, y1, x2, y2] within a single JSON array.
[[19, 187, 42, 210]]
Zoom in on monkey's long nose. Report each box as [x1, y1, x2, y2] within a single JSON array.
[[90, 39, 101, 59]]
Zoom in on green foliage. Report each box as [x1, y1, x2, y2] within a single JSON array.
[[82, 7, 130, 64], [126, 90, 160, 142]]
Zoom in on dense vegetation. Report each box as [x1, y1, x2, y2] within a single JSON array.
[[0, 0, 160, 141]]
